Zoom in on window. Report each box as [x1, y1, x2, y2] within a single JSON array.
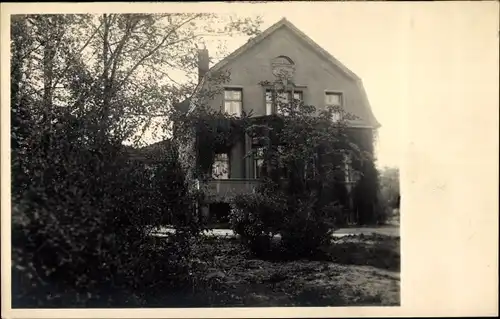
[[265, 91, 273, 115], [253, 147, 265, 179], [271, 56, 295, 84], [212, 153, 229, 179], [224, 89, 242, 116], [265, 90, 303, 115], [325, 92, 343, 121]]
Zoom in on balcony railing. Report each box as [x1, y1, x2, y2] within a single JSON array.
[[204, 179, 261, 201], [199, 177, 358, 202]]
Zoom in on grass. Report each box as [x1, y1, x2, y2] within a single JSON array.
[[13, 233, 400, 308], [327, 234, 400, 271], [143, 234, 400, 307]]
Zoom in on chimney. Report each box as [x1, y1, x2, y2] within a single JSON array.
[[197, 47, 209, 84]]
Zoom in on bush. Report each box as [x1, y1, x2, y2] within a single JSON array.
[[279, 196, 336, 258], [229, 180, 337, 259], [12, 173, 199, 306], [11, 114, 200, 307], [229, 186, 286, 257]]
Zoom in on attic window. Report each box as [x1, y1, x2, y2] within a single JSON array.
[[271, 55, 295, 84], [272, 55, 294, 66]]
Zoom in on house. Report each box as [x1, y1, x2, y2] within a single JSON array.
[[175, 18, 381, 225]]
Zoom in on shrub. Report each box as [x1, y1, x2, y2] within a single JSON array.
[[229, 180, 338, 259], [11, 116, 200, 307], [278, 196, 336, 258], [229, 185, 286, 257]]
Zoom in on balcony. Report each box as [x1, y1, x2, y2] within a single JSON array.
[[204, 179, 261, 202]]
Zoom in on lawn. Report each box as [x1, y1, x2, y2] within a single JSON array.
[[144, 233, 400, 307], [12, 231, 400, 308]]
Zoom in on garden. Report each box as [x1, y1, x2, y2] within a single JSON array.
[[10, 13, 400, 308]]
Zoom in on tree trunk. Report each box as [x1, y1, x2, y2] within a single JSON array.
[[41, 16, 55, 111], [100, 14, 112, 143]]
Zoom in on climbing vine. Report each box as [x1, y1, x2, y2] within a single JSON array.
[[348, 128, 381, 225], [172, 103, 251, 182]]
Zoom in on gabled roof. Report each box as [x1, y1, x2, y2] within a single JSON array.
[[187, 17, 380, 128], [209, 17, 361, 82]]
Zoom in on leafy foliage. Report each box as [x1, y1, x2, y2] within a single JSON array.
[[345, 128, 381, 225], [171, 100, 252, 182], [379, 167, 400, 209], [174, 77, 382, 258], [229, 181, 286, 256], [223, 81, 374, 258], [377, 166, 400, 224], [10, 112, 202, 306], [10, 13, 263, 307]]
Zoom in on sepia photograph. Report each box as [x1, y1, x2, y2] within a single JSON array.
[[2, 1, 498, 317]]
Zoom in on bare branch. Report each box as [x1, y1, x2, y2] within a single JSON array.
[[109, 16, 141, 87], [142, 63, 184, 86], [51, 19, 103, 90], [116, 14, 203, 91], [20, 42, 43, 61]]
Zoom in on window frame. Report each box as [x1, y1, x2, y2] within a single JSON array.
[[212, 152, 230, 180], [253, 147, 265, 179], [324, 91, 344, 122], [265, 89, 304, 115], [223, 88, 243, 116]]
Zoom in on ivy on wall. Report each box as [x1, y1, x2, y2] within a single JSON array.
[[172, 81, 381, 225], [347, 128, 380, 225], [175, 106, 250, 181]]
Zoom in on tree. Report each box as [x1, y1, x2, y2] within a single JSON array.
[[10, 13, 264, 307], [176, 78, 374, 257], [14, 13, 263, 144], [241, 80, 367, 256], [380, 167, 401, 209]]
